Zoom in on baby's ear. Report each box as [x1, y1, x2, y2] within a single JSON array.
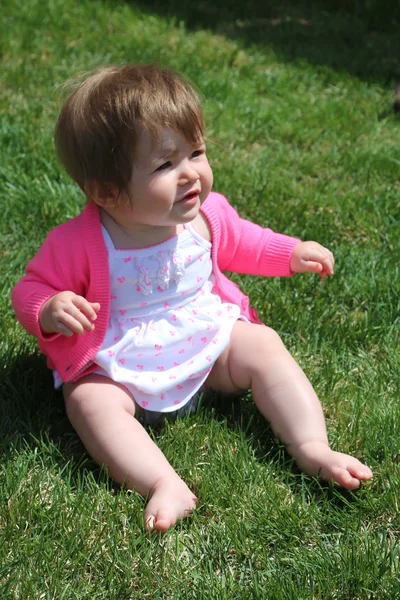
[[84, 180, 119, 206]]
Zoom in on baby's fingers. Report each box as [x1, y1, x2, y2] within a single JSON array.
[[54, 320, 75, 337], [89, 302, 101, 316], [303, 260, 324, 274], [57, 311, 92, 336], [72, 296, 100, 323], [56, 298, 97, 335], [320, 254, 334, 276]]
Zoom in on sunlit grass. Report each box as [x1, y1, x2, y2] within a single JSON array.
[[1, 0, 400, 597]]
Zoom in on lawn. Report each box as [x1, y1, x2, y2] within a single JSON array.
[[1, 0, 400, 597]]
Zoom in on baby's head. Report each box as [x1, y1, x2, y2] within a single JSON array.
[[54, 64, 205, 198]]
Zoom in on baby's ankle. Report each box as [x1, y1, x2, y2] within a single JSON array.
[[290, 438, 330, 460], [149, 471, 187, 494], [289, 439, 333, 476]]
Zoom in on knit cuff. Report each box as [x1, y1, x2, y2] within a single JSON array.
[[261, 233, 301, 277]]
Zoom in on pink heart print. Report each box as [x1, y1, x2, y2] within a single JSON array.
[[124, 257, 132, 263], [117, 277, 125, 283], [118, 358, 125, 365]]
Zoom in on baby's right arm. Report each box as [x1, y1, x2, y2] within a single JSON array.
[[11, 224, 97, 340], [39, 291, 100, 337]]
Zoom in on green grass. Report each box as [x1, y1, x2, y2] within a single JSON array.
[[1, 0, 400, 597]]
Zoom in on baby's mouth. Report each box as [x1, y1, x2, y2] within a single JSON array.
[[178, 190, 200, 202]]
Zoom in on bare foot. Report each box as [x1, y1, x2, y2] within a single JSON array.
[[144, 474, 197, 532], [293, 441, 373, 490]]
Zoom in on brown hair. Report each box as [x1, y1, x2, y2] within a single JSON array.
[[54, 64, 204, 193]]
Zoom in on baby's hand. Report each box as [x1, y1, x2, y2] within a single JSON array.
[[290, 241, 334, 279], [39, 291, 100, 337]]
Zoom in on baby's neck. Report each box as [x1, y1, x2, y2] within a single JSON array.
[[99, 208, 182, 249]]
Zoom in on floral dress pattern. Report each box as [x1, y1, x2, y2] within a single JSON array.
[[55, 224, 241, 412]]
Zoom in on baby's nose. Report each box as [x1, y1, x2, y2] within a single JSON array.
[[179, 161, 199, 183]]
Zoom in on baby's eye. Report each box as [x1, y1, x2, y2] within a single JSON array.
[[191, 149, 204, 158], [155, 161, 171, 172]]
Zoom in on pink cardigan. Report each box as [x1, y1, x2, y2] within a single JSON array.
[[11, 192, 300, 382]]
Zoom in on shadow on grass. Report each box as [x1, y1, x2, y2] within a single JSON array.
[[128, 0, 400, 84], [1, 352, 368, 508], [0, 352, 104, 481], [199, 390, 369, 507]]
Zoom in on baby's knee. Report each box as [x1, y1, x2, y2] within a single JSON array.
[[250, 323, 285, 352], [63, 375, 136, 424], [63, 383, 96, 424]]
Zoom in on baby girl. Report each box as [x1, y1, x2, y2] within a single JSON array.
[[12, 64, 372, 531]]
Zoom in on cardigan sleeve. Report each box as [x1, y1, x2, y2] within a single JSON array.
[[205, 193, 301, 277], [11, 226, 86, 342]]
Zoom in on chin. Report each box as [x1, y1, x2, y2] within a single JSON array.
[[177, 198, 201, 219]]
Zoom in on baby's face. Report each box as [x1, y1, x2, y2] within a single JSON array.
[[113, 127, 213, 233]]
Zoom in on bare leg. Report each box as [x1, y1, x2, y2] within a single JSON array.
[[206, 321, 372, 489], [64, 374, 197, 531]]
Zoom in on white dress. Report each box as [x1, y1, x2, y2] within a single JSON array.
[[55, 224, 241, 412]]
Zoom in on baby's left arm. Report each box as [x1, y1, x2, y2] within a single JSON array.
[[290, 241, 334, 279]]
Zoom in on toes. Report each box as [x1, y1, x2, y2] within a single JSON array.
[[144, 513, 175, 533], [326, 460, 372, 490], [148, 508, 177, 532], [330, 466, 361, 490], [317, 451, 373, 489], [145, 515, 156, 532], [348, 463, 373, 481], [144, 495, 197, 532]]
